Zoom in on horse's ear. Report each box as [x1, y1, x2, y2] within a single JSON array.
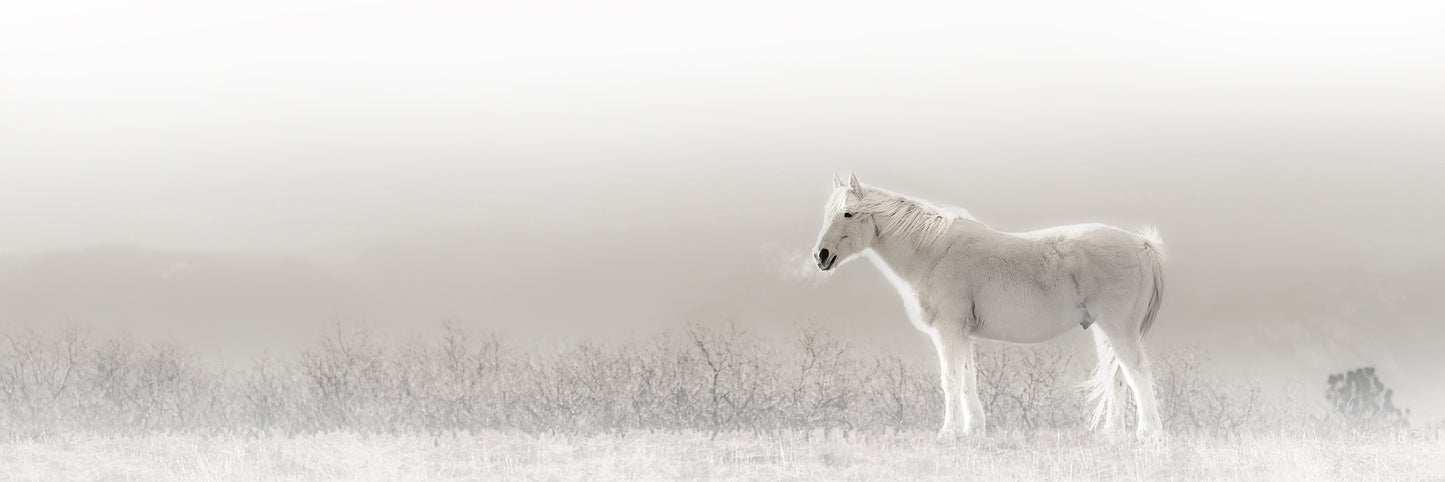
[[848, 172, 862, 193], [833, 173, 846, 189]]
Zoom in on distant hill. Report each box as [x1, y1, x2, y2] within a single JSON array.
[[0, 246, 383, 352]]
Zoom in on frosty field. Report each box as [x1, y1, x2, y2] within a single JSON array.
[[2, 431, 1438, 481]]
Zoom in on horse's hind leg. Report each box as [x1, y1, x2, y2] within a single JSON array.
[[1096, 324, 1164, 438], [1090, 331, 1128, 434]]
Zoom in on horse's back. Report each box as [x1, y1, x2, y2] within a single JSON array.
[[995, 222, 1152, 304], [1025, 223, 1155, 312], [1019, 223, 1146, 261]]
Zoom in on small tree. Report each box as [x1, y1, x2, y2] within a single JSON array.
[[1325, 367, 1408, 432]]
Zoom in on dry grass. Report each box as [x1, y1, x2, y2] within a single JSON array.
[[1, 431, 1439, 481]]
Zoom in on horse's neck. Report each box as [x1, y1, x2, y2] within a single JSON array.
[[868, 220, 945, 281], [868, 218, 994, 284], [868, 235, 927, 282]]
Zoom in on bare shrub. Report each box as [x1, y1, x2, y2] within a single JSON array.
[[858, 353, 939, 433], [0, 322, 1310, 439], [1154, 348, 1273, 433], [0, 329, 86, 438], [975, 343, 1089, 432]]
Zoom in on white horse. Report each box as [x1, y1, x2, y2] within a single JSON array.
[[811, 173, 1165, 439]]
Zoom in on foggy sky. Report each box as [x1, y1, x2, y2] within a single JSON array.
[[5, 0, 1443, 253], [3, 1, 1445, 415]]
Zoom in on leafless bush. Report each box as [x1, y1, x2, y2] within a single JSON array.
[[0, 329, 232, 438], [859, 353, 939, 433], [0, 329, 85, 438], [1154, 348, 1283, 433], [976, 343, 1090, 431], [0, 322, 1318, 439]]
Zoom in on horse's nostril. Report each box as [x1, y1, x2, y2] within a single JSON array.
[[819, 249, 830, 263]]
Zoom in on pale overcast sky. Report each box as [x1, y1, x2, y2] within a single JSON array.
[[3, 0, 1442, 254]]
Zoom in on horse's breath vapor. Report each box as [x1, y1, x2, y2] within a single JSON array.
[[771, 245, 835, 286]]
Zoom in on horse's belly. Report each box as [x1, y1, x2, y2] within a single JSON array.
[[970, 302, 1082, 344]]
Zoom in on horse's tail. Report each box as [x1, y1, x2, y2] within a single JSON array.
[[1085, 331, 1122, 429], [1136, 226, 1165, 339]]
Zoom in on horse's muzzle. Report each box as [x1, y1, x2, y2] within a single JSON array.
[[816, 249, 836, 271]]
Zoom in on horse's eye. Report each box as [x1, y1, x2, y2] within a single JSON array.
[[843, 212, 854, 218]]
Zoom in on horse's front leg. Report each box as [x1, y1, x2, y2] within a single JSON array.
[[932, 331, 960, 437], [958, 336, 985, 434], [932, 324, 985, 438]]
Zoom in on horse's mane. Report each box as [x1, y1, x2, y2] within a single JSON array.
[[854, 186, 971, 249]]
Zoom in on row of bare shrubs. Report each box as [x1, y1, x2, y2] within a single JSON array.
[[0, 321, 1299, 439]]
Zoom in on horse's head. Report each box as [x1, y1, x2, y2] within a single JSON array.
[[812, 173, 878, 271]]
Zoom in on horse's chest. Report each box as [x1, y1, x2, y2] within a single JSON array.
[[898, 291, 935, 331], [900, 289, 982, 335]]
